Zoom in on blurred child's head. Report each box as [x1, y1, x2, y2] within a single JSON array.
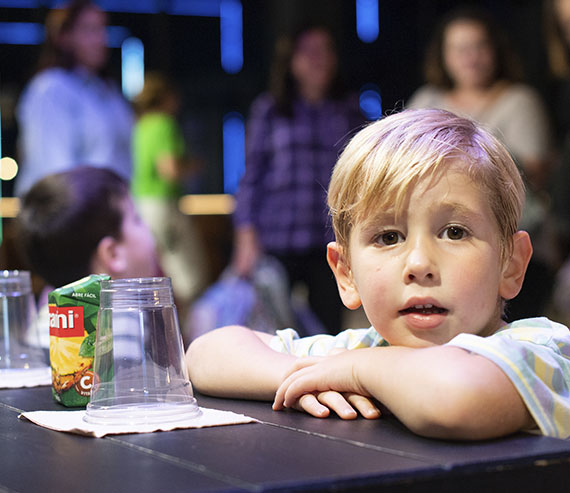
[[18, 166, 159, 288], [133, 72, 180, 116], [327, 109, 532, 345]]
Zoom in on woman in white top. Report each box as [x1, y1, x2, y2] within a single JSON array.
[[408, 6, 557, 321], [15, 0, 133, 196], [408, 7, 553, 193]]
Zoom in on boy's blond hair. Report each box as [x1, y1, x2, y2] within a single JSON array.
[[328, 109, 525, 261]]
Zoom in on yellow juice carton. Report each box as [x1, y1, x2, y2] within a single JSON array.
[[48, 274, 110, 407]]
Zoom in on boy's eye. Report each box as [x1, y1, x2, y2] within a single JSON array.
[[442, 226, 467, 240], [375, 231, 404, 246]]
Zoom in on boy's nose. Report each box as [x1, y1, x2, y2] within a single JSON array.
[[403, 239, 439, 284]]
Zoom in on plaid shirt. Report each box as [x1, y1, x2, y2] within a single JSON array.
[[233, 93, 364, 253]]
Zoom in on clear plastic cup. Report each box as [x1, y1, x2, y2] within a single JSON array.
[[0, 270, 48, 373], [84, 277, 200, 425]]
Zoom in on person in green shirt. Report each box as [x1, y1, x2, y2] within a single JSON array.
[[132, 72, 208, 324]]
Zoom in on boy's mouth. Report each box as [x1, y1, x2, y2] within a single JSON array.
[[399, 303, 448, 315]]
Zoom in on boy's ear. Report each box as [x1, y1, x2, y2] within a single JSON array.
[[91, 236, 128, 277], [499, 231, 533, 300], [326, 242, 362, 310]]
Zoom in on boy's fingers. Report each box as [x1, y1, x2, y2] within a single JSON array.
[[273, 371, 309, 410], [317, 391, 357, 420], [296, 393, 330, 418], [346, 393, 382, 419], [273, 371, 298, 410], [273, 384, 287, 410], [275, 364, 319, 409]]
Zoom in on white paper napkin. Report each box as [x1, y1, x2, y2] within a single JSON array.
[[0, 366, 52, 389], [19, 407, 257, 437]]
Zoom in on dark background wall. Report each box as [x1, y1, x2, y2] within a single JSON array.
[[0, 0, 550, 196]]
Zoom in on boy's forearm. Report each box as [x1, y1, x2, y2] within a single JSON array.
[[353, 346, 533, 440], [186, 326, 295, 400]]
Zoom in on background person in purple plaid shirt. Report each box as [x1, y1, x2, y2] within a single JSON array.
[[232, 24, 365, 334]]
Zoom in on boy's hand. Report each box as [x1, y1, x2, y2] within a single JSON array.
[[273, 355, 381, 420]]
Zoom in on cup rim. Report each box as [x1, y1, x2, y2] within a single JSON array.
[[0, 270, 33, 294], [100, 277, 171, 288], [0, 269, 31, 280]]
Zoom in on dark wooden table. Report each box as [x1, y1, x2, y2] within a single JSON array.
[[1, 385, 569, 492]]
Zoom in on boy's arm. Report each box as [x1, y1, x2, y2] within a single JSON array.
[[186, 326, 296, 400], [186, 326, 382, 419], [274, 345, 535, 440]]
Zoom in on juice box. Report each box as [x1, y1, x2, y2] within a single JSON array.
[[48, 274, 110, 407]]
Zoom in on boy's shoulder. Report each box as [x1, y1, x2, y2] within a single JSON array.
[[448, 317, 570, 439], [498, 317, 569, 343], [448, 317, 570, 357]]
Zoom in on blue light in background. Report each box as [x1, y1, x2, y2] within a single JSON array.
[[0, 1, 243, 74], [0, 0, 37, 6], [106, 25, 130, 48], [0, 0, 222, 13], [359, 84, 382, 120], [0, 22, 44, 45], [0, 1, 83, 7], [96, 0, 158, 14], [356, 0, 379, 43], [169, 0, 221, 16], [121, 37, 144, 100], [0, 22, 130, 47], [220, 0, 243, 74], [223, 112, 245, 194]]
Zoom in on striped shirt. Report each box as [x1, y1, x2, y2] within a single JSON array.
[[270, 317, 570, 439]]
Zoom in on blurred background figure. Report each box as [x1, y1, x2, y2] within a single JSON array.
[[543, 0, 570, 324], [232, 24, 365, 335], [408, 6, 557, 321], [132, 72, 208, 321], [14, 0, 133, 196], [17, 167, 161, 346], [544, 0, 570, 144]]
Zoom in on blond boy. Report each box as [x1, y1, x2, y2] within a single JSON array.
[[187, 109, 570, 440]]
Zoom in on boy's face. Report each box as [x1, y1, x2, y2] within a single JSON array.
[[328, 169, 528, 347]]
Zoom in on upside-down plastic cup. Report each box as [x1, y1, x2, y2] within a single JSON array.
[[84, 277, 200, 425], [0, 270, 47, 373]]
